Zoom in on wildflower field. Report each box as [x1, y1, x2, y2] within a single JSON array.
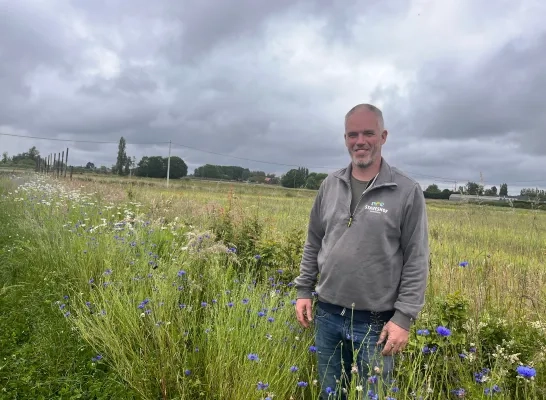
[[0, 172, 545, 400]]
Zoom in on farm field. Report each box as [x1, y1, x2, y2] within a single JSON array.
[[0, 173, 545, 400]]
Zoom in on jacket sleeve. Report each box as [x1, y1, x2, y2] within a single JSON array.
[[391, 183, 429, 331], [294, 183, 325, 299]]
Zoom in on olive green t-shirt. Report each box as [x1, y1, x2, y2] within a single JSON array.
[[350, 175, 369, 214]]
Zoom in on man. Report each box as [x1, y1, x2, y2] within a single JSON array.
[[294, 104, 429, 398]]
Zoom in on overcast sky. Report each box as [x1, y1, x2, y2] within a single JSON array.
[[1, 0, 545, 194]]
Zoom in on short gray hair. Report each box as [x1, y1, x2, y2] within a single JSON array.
[[345, 103, 384, 129]]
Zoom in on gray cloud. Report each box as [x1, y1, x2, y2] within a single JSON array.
[[1, 0, 546, 195]]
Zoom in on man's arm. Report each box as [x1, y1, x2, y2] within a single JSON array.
[[294, 183, 325, 300], [391, 182, 429, 331]]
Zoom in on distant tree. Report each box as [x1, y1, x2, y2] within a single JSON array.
[[484, 186, 498, 196], [167, 156, 188, 179], [465, 181, 484, 196], [281, 167, 308, 188], [425, 184, 441, 193], [136, 155, 187, 179], [520, 188, 546, 201], [305, 172, 328, 190], [2, 152, 8, 163], [499, 183, 508, 196], [27, 146, 39, 160], [85, 162, 95, 169], [442, 188, 452, 196], [115, 137, 128, 176]]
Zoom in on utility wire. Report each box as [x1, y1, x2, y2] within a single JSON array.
[[0, 132, 167, 145]]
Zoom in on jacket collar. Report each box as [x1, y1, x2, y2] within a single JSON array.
[[333, 157, 397, 187]]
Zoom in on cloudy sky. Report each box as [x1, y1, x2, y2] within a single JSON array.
[[1, 0, 545, 194]]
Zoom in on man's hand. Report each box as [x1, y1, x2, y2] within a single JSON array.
[[377, 321, 409, 356], [295, 299, 313, 328]]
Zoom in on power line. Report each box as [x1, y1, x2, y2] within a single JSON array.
[[0, 132, 167, 145], [171, 142, 330, 169]]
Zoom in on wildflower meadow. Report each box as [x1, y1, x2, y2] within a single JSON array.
[[0, 172, 545, 399]]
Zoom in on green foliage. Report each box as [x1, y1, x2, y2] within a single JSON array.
[[136, 155, 188, 178], [500, 183, 508, 196], [0, 186, 133, 399], [424, 190, 453, 199], [115, 136, 128, 176], [305, 172, 327, 190], [466, 181, 484, 196], [1, 174, 545, 399], [281, 167, 308, 188], [425, 184, 441, 193]]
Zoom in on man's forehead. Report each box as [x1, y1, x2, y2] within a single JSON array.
[[345, 111, 381, 129]]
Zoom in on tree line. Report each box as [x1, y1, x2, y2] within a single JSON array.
[[2, 141, 543, 198]]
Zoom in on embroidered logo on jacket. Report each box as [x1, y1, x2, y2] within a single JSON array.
[[365, 201, 388, 214]]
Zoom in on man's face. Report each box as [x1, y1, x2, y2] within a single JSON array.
[[344, 110, 388, 169]]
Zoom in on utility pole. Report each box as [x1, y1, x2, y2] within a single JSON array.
[[166, 140, 171, 188]]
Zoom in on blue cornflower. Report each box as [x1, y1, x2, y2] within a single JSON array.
[[297, 381, 308, 387], [484, 385, 501, 395], [325, 387, 335, 395], [290, 366, 299, 372], [177, 270, 186, 277], [138, 298, 150, 309], [309, 345, 317, 353], [417, 329, 430, 336], [254, 254, 261, 259], [91, 354, 102, 362], [227, 302, 234, 307], [451, 388, 465, 397], [367, 390, 378, 400], [258, 311, 265, 317], [184, 369, 191, 376], [201, 302, 207, 307], [268, 317, 274, 323], [459, 261, 468, 267], [247, 353, 259, 361], [436, 326, 451, 336], [516, 365, 536, 378], [256, 381, 269, 390]]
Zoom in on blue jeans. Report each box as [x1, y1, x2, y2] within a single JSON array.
[[314, 305, 395, 399]]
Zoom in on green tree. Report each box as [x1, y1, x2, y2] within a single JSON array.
[[305, 172, 328, 190], [115, 137, 128, 176], [2, 152, 8, 163], [499, 183, 508, 196], [168, 156, 188, 179], [484, 186, 498, 196], [465, 181, 484, 196], [136, 156, 187, 179], [425, 184, 441, 193], [281, 168, 308, 188]]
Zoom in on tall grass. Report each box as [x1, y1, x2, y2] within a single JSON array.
[[0, 173, 545, 399]]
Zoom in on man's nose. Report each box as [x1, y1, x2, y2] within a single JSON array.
[[356, 133, 367, 144]]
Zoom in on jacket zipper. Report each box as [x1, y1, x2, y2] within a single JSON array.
[[347, 175, 394, 227]]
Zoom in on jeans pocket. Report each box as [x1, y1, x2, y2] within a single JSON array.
[[315, 306, 330, 320]]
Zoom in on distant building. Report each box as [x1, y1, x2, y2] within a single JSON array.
[[449, 194, 543, 203]]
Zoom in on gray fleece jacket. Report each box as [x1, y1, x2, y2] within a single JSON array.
[[294, 158, 429, 331]]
